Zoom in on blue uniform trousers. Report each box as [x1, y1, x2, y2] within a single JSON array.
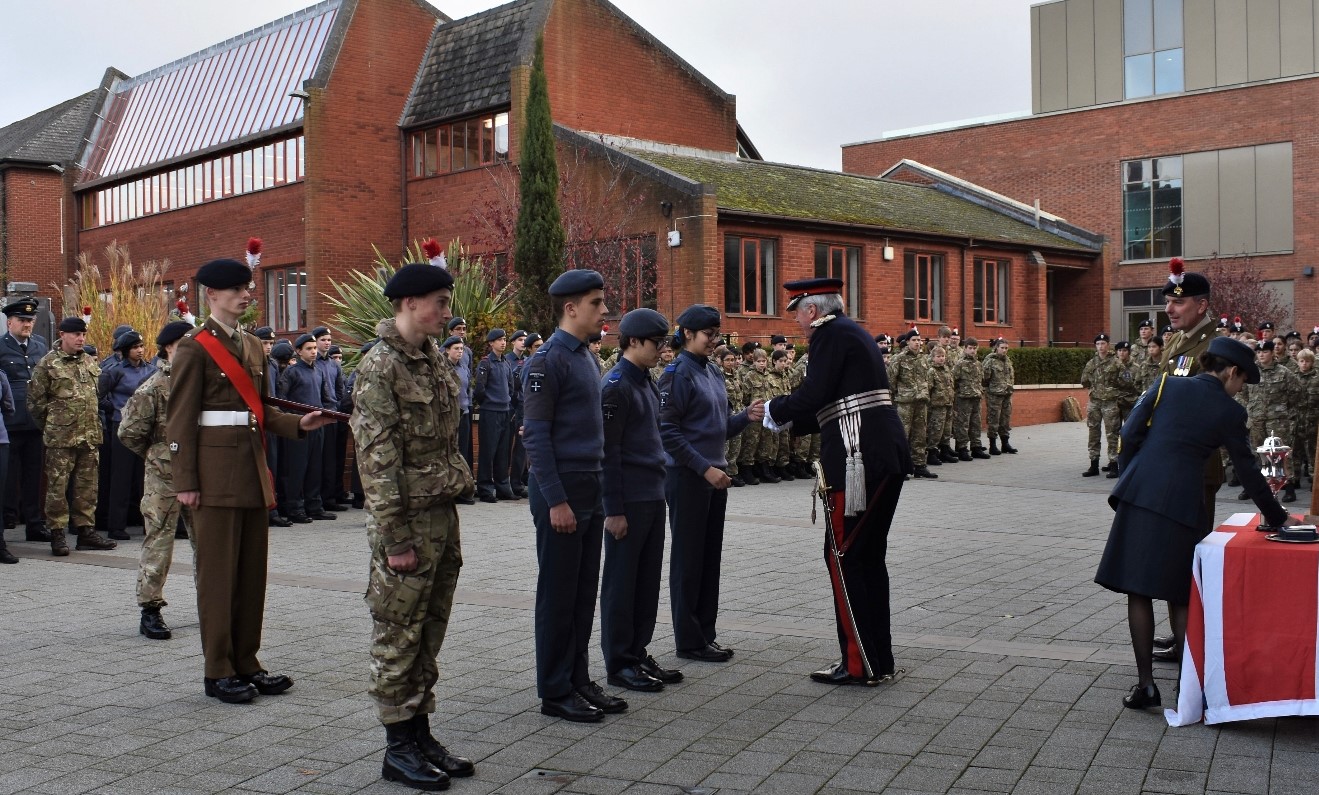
[[5, 429, 43, 527], [665, 466, 728, 651], [477, 408, 512, 496], [600, 498, 665, 673]]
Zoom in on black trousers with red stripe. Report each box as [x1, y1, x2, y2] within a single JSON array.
[[827, 474, 904, 678]]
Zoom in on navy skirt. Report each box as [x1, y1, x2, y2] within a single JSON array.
[[1095, 501, 1207, 606]]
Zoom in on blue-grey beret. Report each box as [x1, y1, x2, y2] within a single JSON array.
[[510, 329, 527, 341], [327, 345, 341, 356], [156, 321, 193, 346], [253, 326, 276, 341], [1208, 336, 1260, 384], [113, 330, 143, 352], [587, 332, 602, 343], [360, 339, 379, 356], [311, 326, 330, 338], [486, 328, 506, 343], [196, 258, 252, 289], [675, 304, 720, 330], [294, 333, 315, 349], [618, 308, 670, 339], [548, 269, 604, 296], [272, 340, 294, 361], [525, 333, 542, 346], [442, 335, 463, 349], [382, 263, 454, 300], [111, 324, 133, 339], [447, 317, 467, 330]]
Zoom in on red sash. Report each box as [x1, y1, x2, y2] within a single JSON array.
[[193, 329, 275, 506]]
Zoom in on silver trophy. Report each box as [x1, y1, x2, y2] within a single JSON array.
[[1253, 432, 1290, 532]]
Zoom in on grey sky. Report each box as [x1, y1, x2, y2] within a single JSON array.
[[0, 0, 1041, 170]]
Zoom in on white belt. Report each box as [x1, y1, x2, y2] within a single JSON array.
[[199, 410, 253, 426]]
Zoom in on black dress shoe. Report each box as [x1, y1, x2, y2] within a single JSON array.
[[204, 676, 258, 703], [307, 511, 337, 521], [287, 513, 313, 524], [495, 489, 517, 501], [0, 547, 17, 564], [140, 608, 171, 639], [575, 681, 627, 713], [1152, 645, 1182, 663], [638, 654, 683, 684], [511, 488, 528, 499], [108, 528, 131, 540], [1152, 634, 1175, 649], [709, 641, 734, 657], [351, 499, 365, 510], [241, 670, 293, 695], [24, 525, 51, 542], [541, 692, 603, 722], [607, 666, 663, 692], [1122, 683, 1161, 709], [478, 493, 498, 504], [809, 661, 886, 686], [269, 514, 293, 528], [676, 644, 733, 662], [456, 496, 476, 505]]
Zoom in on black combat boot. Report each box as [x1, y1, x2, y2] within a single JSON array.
[[1106, 462, 1119, 479], [140, 607, 172, 640], [0, 538, 16, 564], [797, 461, 816, 479], [988, 435, 1001, 455], [971, 446, 991, 459], [1082, 458, 1100, 477], [75, 527, 117, 551], [939, 444, 960, 463], [381, 720, 449, 791], [912, 465, 939, 479], [729, 474, 745, 487], [741, 465, 759, 486], [777, 465, 795, 481], [24, 523, 51, 542], [411, 713, 475, 778], [926, 449, 942, 467], [50, 529, 69, 557], [1282, 480, 1297, 503], [1000, 435, 1018, 454], [957, 448, 973, 462], [758, 463, 780, 483]]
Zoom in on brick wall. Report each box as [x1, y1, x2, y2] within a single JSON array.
[[542, 0, 737, 153], [842, 77, 1319, 335], [2, 168, 68, 293]]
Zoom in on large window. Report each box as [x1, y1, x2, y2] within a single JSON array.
[[265, 266, 308, 333], [973, 259, 1010, 324], [82, 135, 304, 228], [409, 111, 509, 178], [1124, 0, 1183, 98], [724, 235, 776, 315], [903, 252, 943, 322], [1123, 156, 1182, 260], [813, 243, 860, 312]]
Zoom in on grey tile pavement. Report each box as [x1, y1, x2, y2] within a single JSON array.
[[1, 421, 1316, 794]]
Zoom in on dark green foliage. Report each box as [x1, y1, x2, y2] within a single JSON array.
[[1002, 346, 1092, 385], [513, 35, 566, 332]]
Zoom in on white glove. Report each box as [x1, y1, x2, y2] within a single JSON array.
[[762, 405, 786, 433]]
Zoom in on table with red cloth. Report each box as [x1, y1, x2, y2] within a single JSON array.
[[1167, 513, 1319, 726]]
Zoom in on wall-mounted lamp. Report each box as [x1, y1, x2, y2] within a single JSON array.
[[659, 200, 673, 218], [1303, 266, 1314, 278]]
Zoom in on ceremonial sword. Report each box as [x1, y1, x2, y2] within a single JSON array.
[[814, 459, 875, 681]]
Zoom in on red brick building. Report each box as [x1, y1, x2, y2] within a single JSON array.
[[844, 0, 1319, 343], [2, 0, 1102, 346]]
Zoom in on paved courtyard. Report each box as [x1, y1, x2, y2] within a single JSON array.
[[1, 421, 1316, 794]]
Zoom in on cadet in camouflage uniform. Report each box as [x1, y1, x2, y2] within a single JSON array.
[[649, 345, 675, 382], [350, 264, 476, 791], [738, 350, 778, 483], [952, 339, 990, 460], [788, 350, 816, 478], [719, 348, 745, 485], [888, 330, 935, 477], [768, 350, 796, 480], [982, 338, 1017, 454], [1295, 349, 1317, 488], [119, 321, 196, 640], [1106, 341, 1142, 477], [1131, 319, 1155, 363], [1241, 340, 1301, 502], [27, 316, 117, 555], [926, 345, 957, 466], [1080, 334, 1118, 476], [1134, 336, 1163, 394]]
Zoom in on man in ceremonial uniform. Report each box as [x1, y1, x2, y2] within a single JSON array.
[[1, 298, 49, 540], [523, 269, 624, 723], [28, 316, 118, 555], [167, 257, 333, 704], [352, 263, 476, 791], [764, 278, 911, 685]]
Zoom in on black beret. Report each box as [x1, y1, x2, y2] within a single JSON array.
[[253, 326, 276, 340], [442, 336, 463, 349], [113, 330, 143, 352], [382, 263, 454, 300], [770, 334, 787, 345], [898, 330, 919, 344], [360, 339, 379, 356], [486, 328, 506, 343], [1258, 321, 1275, 331], [196, 258, 253, 289], [1162, 270, 1210, 297], [548, 269, 605, 296], [1162, 325, 1173, 334], [311, 326, 330, 338], [740, 341, 759, 354], [587, 332, 603, 343], [1285, 330, 1301, 340], [525, 333, 542, 346], [877, 346, 890, 356], [1208, 337, 1260, 384], [58, 317, 87, 333], [156, 321, 193, 346], [618, 308, 670, 339], [327, 345, 341, 356], [1114, 340, 1131, 350], [1138, 319, 1154, 328], [2, 298, 37, 318], [782, 277, 844, 311], [447, 317, 467, 330], [1259, 339, 1276, 351], [675, 304, 720, 330], [294, 333, 315, 349], [1094, 333, 1109, 343], [873, 334, 888, 344], [1217, 316, 1230, 328], [510, 329, 527, 342], [272, 340, 294, 361]]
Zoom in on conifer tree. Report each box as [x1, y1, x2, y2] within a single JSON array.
[[513, 35, 565, 332]]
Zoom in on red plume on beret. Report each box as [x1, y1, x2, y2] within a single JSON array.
[[176, 299, 188, 314], [245, 237, 262, 269], [422, 237, 446, 268], [1234, 316, 1242, 323], [908, 321, 917, 331], [82, 305, 92, 316]]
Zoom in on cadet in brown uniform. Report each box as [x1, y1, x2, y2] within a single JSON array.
[[167, 258, 334, 703]]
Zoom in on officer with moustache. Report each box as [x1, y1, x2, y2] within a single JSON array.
[[1, 299, 50, 540]]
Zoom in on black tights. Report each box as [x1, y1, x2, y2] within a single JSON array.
[[1128, 595, 1188, 686]]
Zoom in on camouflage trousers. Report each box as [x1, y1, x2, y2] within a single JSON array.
[[792, 432, 819, 464], [986, 394, 1013, 436], [774, 427, 792, 466], [1295, 419, 1316, 476], [1086, 399, 1122, 462], [738, 424, 767, 466], [725, 433, 741, 476], [895, 401, 929, 455], [45, 444, 97, 531], [1250, 418, 1294, 479], [137, 470, 195, 609], [953, 397, 984, 451], [926, 404, 953, 452], [367, 502, 463, 725]]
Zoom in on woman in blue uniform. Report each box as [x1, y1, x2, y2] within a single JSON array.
[[1095, 336, 1293, 710]]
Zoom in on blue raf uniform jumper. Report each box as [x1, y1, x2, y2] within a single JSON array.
[[474, 350, 515, 498], [0, 332, 48, 529], [99, 357, 158, 535], [276, 358, 331, 517]]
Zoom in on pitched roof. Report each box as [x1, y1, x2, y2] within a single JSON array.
[[402, 0, 544, 127], [618, 146, 1102, 253], [0, 91, 100, 167]]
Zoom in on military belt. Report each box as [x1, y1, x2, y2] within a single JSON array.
[[816, 389, 892, 427], [199, 410, 255, 426]]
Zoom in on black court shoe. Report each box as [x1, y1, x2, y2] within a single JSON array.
[[1122, 683, 1161, 710]]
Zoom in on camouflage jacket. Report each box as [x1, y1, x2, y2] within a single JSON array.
[[768, 368, 792, 398], [1298, 368, 1319, 423], [1081, 353, 1117, 400], [1134, 356, 1161, 394], [1106, 358, 1141, 404], [1245, 362, 1301, 422], [27, 348, 102, 448], [741, 367, 774, 402], [982, 352, 1014, 395], [888, 348, 930, 403], [1281, 356, 1300, 374], [723, 368, 745, 412], [1132, 338, 1152, 364], [928, 362, 955, 407], [117, 363, 173, 484], [350, 318, 475, 556], [951, 353, 984, 399]]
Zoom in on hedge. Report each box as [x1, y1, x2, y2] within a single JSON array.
[[1003, 347, 1092, 385]]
